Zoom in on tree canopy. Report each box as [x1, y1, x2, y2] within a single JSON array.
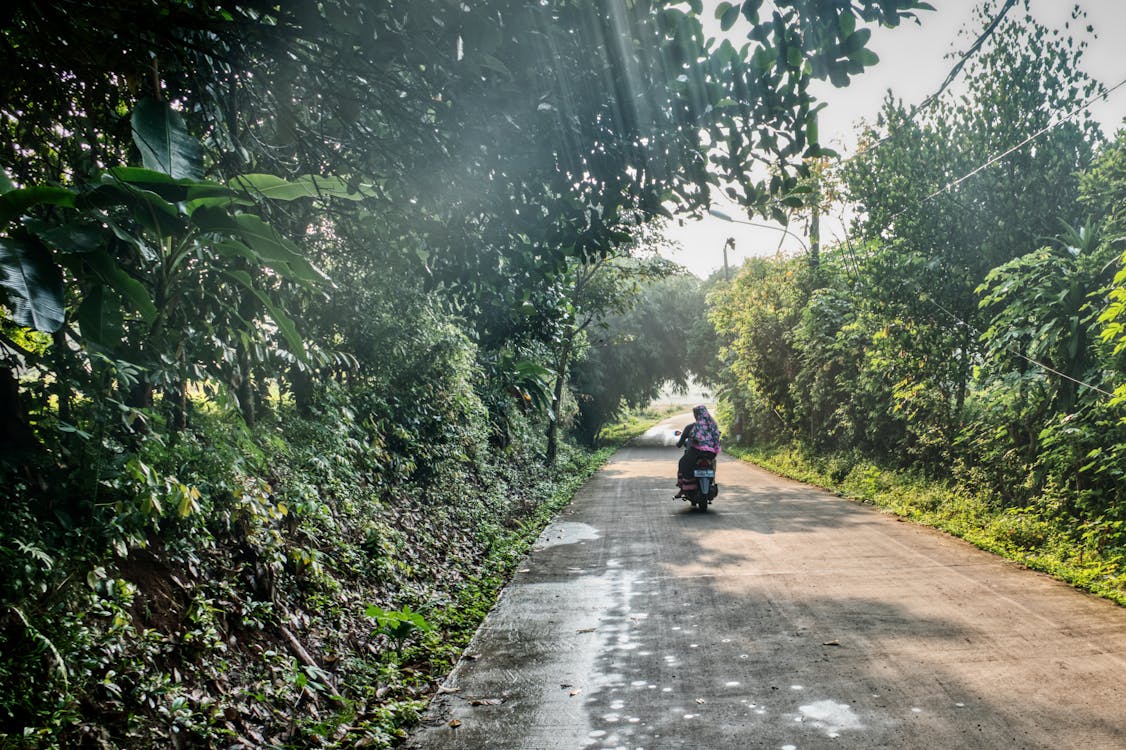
[[0, 2, 942, 745], [711, 4, 1126, 574]]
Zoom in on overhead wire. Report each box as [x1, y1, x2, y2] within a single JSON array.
[[889, 75, 1126, 225], [858, 0, 1021, 157], [841, 73, 1126, 400]]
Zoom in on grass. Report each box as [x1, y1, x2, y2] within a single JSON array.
[[597, 404, 688, 447], [726, 444, 1126, 607]]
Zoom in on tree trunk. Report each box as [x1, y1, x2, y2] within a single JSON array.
[[809, 201, 820, 273], [546, 340, 572, 464], [126, 375, 153, 405], [236, 287, 258, 427], [52, 330, 72, 425], [170, 378, 188, 432], [292, 365, 314, 418], [0, 366, 40, 456], [955, 325, 972, 423], [237, 340, 256, 427]]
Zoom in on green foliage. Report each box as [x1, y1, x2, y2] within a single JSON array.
[[710, 8, 1126, 598], [0, 0, 945, 744], [571, 272, 712, 443], [365, 605, 434, 656], [0, 236, 65, 332], [709, 253, 813, 444], [831, 5, 1104, 460]]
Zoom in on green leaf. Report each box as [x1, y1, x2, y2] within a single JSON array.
[[851, 48, 880, 67], [105, 166, 232, 204], [83, 250, 157, 323], [230, 213, 328, 284], [222, 269, 306, 360], [0, 169, 14, 194], [719, 2, 740, 31], [751, 47, 775, 70], [77, 285, 125, 348], [195, 208, 326, 284], [0, 186, 77, 225], [838, 9, 857, 38], [31, 222, 107, 254], [228, 173, 373, 202], [84, 179, 186, 237], [0, 237, 65, 332], [130, 98, 204, 180]]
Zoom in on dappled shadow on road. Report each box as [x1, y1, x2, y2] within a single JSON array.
[[408, 441, 1126, 750], [565, 452, 1126, 750], [595, 451, 872, 538], [576, 587, 977, 749]]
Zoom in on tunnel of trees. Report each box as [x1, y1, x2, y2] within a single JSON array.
[[0, 1, 932, 746]]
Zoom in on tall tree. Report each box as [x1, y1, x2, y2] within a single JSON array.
[[841, 2, 1102, 443]]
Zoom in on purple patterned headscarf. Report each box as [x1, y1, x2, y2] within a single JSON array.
[[690, 405, 721, 453]]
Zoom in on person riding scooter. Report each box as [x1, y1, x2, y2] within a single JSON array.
[[675, 405, 721, 497]]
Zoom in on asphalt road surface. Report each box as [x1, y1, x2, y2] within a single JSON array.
[[407, 413, 1126, 749]]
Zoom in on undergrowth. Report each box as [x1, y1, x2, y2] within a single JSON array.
[[596, 404, 687, 446], [726, 444, 1126, 607], [0, 396, 662, 749]]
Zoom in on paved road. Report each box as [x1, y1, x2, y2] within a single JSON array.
[[407, 414, 1126, 749]]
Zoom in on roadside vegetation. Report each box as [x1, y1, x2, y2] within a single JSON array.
[[710, 6, 1126, 606], [728, 445, 1126, 606], [0, 1, 936, 746]]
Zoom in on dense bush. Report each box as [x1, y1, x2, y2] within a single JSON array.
[[0, 372, 622, 747], [710, 6, 1126, 589]]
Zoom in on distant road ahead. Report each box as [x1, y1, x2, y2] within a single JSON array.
[[409, 414, 1126, 749]]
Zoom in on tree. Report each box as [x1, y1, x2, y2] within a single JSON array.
[[571, 272, 711, 443], [709, 253, 812, 443], [543, 221, 679, 461], [841, 2, 1103, 444]]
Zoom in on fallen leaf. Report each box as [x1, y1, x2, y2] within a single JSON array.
[[696, 698, 706, 704], [436, 686, 460, 695], [822, 640, 842, 647], [448, 720, 462, 728], [569, 689, 582, 697], [464, 653, 482, 661], [469, 698, 502, 706], [560, 683, 574, 689], [576, 627, 596, 633]]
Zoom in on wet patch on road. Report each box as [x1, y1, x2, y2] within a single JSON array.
[[535, 521, 601, 549]]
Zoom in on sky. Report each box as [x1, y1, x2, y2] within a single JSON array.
[[661, 0, 1126, 278]]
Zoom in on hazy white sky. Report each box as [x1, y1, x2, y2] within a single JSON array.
[[662, 0, 1126, 277]]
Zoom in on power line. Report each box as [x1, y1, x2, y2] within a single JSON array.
[[914, 285, 1116, 399], [849, 0, 1022, 159], [912, 0, 1020, 117], [843, 75, 1126, 400], [890, 76, 1126, 225]]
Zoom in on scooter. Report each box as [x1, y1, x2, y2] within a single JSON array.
[[674, 431, 719, 512]]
